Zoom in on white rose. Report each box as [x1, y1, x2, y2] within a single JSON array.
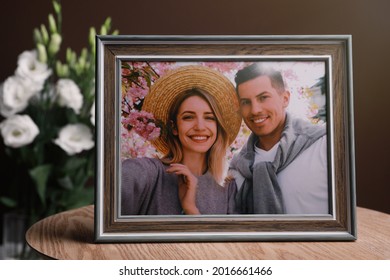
[[90, 102, 95, 126], [54, 124, 94, 155], [0, 76, 37, 117], [55, 79, 83, 114], [0, 114, 39, 148], [15, 50, 52, 92]]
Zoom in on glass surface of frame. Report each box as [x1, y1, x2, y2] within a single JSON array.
[[95, 35, 356, 242]]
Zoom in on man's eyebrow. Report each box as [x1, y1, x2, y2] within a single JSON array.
[[256, 91, 269, 96], [239, 91, 268, 100]]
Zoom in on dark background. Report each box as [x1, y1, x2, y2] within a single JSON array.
[[1, 0, 389, 229]]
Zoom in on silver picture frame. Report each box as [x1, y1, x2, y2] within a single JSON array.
[[95, 35, 356, 242]]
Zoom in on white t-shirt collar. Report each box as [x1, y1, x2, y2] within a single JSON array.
[[254, 141, 280, 162]]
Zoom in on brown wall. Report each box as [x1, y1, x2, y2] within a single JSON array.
[[1, 0, 389, 216]]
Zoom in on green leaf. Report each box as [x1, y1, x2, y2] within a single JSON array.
[[33, 28, 43, 44], [40, 24, 49, 45], [103, 17, 112, 31], [48, 14, 57, 34], [53, 0, 61, 15], [74, 167, 89, 187], [88, 27, 96, 49], [63, 157, 87, 173], [37, 43, 47, 63], [56, 61, 69, 77], [66, 48, 76, 64], [64, 108, 78, 123], [66, 187, 94, 209], [0, 196, 17, 208], [99, 25, 107, 35], [29, 164, 53, 205], [48, 33, 62, 56], [20, 146, 34, 165], [57, 176, 74, 190], [80, 48, 88, 61]]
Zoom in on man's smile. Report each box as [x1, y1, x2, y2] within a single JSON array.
[[251, 116, 269, 124]]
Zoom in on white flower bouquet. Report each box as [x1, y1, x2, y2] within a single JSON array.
[[0, 0, 118, 223]]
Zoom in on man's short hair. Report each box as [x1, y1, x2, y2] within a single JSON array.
[[235, 63, 286, 94]]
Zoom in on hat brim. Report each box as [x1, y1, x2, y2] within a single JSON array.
[[142, 65, 242, 155]]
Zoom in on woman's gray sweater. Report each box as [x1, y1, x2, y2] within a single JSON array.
[[121, 157, 237, 215]]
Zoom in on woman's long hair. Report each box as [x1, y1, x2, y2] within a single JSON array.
[[161, 88, 229, 183]]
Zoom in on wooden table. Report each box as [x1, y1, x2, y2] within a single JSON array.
[[26, 206, 390, 260]]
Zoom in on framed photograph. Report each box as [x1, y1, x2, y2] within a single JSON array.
[[95, 35, 356, 242]]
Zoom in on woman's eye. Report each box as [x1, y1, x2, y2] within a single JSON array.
[[182, 115, 193, 120]]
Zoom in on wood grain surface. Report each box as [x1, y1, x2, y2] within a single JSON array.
[[26, 206, 389, 260]]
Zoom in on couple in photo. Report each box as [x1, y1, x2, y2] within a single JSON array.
[[121, 63, 328, 216]]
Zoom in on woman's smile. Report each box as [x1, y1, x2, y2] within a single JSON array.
[[188, 134, 210, 142]]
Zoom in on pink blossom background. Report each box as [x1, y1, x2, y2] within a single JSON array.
[[121, 61, 326, 162]]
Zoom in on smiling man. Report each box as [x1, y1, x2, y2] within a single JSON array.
[[229, 63, 329, 215]]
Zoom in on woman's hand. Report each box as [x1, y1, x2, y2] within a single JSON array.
[[166, 163, 200, 215]]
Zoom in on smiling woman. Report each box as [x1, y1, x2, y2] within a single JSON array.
[[120, 65, 242, 216]]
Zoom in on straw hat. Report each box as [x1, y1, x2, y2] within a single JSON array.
[[142, 65, 241, 155]]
